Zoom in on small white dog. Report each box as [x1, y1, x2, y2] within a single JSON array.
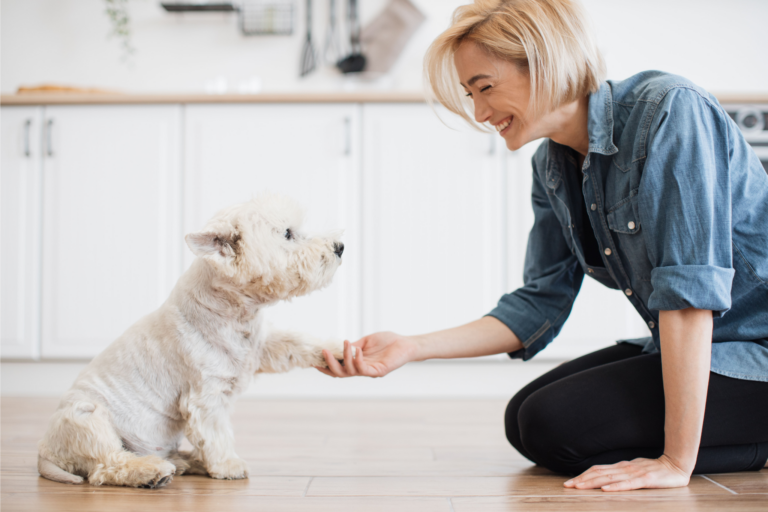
[[38, 194, 347, 488]]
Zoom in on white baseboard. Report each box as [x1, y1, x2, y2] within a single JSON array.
[[1, 359, 562, 399]]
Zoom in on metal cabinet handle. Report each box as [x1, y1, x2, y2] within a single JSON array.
[[24, 119, 32, 157], [344, 117, 351, 156], [45, 119, 54, 157]]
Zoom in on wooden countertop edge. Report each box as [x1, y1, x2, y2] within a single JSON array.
[[2, 91, 768, 106], [0, 91, 431, 105]]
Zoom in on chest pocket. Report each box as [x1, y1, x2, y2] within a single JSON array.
[[606, 193, 652, 282]]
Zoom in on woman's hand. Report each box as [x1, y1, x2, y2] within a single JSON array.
[[316, 332, 418, 378], [563, 454, 691, 491]]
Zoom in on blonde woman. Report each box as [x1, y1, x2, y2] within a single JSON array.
[[319, 0, 768, 491]]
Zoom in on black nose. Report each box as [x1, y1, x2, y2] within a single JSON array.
[[333, 242, 344, 257]]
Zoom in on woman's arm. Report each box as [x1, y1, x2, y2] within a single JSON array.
[[564, 307, 712, 491], [317, 316, 522, 378]]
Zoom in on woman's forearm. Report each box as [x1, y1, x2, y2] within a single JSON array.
[[659, 308, 713, 474], [410, 316, 523, 361]]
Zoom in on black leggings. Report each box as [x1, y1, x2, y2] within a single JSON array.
[[505, 344, 768, 476]]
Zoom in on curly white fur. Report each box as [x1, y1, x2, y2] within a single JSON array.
[[38, 194, 346, 488]]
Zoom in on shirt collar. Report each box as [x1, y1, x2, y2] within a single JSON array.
[[544, 81, 618, 189], [587, 81, 619, 156]]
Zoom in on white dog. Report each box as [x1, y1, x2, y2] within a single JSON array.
[[38, 194, 347, 488]]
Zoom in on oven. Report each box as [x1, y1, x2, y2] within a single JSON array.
[[724, 104, 768, 174]]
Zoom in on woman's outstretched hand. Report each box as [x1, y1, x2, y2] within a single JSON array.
[[316, 332, 417, 378], [563, 455, 691, 491]]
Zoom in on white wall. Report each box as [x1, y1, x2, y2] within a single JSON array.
[[2, 0, 767, 94]]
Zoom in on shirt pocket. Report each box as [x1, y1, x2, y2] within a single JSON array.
[[606, 192, 652, 282]]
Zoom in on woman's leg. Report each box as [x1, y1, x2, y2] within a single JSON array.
[[510, 350, 768, 475], [505, 343, 644, 462]]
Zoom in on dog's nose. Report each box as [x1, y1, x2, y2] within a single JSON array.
[[333, 242, 344, 257]]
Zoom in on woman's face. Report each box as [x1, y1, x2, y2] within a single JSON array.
[[454, 41, 543, 151]]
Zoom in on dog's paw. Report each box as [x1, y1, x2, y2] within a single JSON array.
[[311, 340, 356, 368], [135, 460, 176, 489], [208, 457, 249, 480]]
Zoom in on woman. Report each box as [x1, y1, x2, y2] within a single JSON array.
[[318, 0, 768, 491]]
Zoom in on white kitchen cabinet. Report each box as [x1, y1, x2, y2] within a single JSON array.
[[184, 104, 361, 340], [40, 106, 183, 358], [361, 104, 505, 336], [1, 107, 44, 359]]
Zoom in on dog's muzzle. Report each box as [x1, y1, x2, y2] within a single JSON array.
[[333, 242, 344, 258]]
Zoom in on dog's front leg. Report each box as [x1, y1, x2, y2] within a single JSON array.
[[180, 393, 248, 480], [258, 328, 348, 373]]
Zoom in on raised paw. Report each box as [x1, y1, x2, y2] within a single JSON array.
[[326, 340, 355, 366], [207, 457, 249, 480]]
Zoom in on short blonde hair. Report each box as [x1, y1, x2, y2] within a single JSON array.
[[424, 0, 606, 127]]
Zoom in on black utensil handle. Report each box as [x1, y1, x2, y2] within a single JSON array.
[[306, 0, 312, 38], [349, 0, 360, 49]]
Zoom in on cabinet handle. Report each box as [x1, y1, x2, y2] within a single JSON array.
[[344, 117, 351, 156], [24, 119, 32, 157], [45, 119, 54, 157]]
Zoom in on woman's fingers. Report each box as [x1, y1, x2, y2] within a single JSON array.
[[602, 477, 645, 491], [323, 349, 347, 376], [343, 341, 357, 376]]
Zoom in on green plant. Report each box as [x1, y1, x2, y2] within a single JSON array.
[[104, 0, 135, 63]]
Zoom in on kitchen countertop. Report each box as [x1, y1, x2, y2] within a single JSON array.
[[0, 91, 428, 105], [2, 91, 768, 106]]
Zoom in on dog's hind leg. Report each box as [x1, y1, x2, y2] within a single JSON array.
[[167, 450, 206, 476], [39, 400, 175, 488]]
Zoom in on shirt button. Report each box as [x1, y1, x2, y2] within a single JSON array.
[[648, 321, 656, 329], [588, 268, 594, 273], [625, 289, 633, 296], [604, 248, 612, 256], [628, 221, 636, 230], [591, 203, 597, 211]]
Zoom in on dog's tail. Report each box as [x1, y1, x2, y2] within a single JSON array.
[[38, 455, 84, 485]]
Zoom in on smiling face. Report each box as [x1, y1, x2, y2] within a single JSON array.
[[454, 41, 544, 151]]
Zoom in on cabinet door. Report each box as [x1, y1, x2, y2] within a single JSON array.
[[41, 106, 182, 358], [361, 104, 504, 336], [184, 104, 361, 340], [1, 107, 43, 359]]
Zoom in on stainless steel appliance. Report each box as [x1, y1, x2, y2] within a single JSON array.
[[724, 104, 768, 174]]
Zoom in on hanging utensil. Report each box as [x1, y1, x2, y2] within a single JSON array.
[[300, 0, 316, 76], [336, 0, 366, 73], [323, 0, 343, 64]]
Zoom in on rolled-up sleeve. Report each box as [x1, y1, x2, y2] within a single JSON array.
[[486, 152, 584, 360], [639, 88, 735, 316]]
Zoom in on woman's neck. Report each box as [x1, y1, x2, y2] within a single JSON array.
[[546, 95, 590, 157]]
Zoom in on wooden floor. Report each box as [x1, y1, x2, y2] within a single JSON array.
[[2, 398, 766, 512]]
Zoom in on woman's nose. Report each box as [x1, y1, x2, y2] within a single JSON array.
[[473, 97, 493, 124]]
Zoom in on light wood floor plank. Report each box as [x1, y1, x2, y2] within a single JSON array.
[[0, 493, 452, 512], [306, 475, 730, 497], [451, 495, 768, 512], [705, 470, 768, 494]]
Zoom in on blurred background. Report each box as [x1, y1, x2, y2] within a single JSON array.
[[2, 0, 767, 399]]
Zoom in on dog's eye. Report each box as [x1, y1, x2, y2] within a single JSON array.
[[284, 229, 294, 241]]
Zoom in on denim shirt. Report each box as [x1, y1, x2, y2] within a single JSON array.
[[487, 71, 768, 382]]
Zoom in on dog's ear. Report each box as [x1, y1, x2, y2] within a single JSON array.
[[185, 224, 241, 265]]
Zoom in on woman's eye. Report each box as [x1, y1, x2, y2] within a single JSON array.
[[465, 92, 472, 97], [480, 85, 491, 92], [284, 229, 293, 240]]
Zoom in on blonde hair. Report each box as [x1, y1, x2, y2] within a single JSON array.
[[424, 0, 606, 127]]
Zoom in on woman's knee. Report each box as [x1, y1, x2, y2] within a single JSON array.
[[516, 387, 581, 474]]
